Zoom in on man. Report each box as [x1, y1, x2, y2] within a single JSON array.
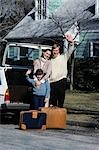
[[49, 34, 74, 107]]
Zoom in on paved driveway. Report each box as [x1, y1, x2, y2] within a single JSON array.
[[0, 125, 99, 150]]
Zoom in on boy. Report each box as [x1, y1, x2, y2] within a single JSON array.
[[26, 69, 50, 110]]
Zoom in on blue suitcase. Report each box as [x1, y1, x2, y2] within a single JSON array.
[[19, 110, 46, 130]]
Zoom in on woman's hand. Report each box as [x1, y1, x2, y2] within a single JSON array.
[[35, 80, 41, 89]]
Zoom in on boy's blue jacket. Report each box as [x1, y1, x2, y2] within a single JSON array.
[[26, 75, 50, 98]]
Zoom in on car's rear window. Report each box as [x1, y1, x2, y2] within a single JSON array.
[[5, 46, 41, 66], [0, 77, 1, 85]]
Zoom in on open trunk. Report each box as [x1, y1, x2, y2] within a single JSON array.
[[5, 68, 33, 104]]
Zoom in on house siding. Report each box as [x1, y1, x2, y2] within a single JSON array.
[[75, 31, 99, 58]]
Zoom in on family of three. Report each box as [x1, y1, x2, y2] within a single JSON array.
[[25, 34, 74, 110]]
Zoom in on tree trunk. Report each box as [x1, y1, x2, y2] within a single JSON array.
[[70, 52, 75, 90]]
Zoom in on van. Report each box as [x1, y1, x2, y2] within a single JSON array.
[[0, 42, 51, 112]]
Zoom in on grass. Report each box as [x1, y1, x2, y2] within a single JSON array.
[[64, 90, 99, 111], [64, 90, 99, 124]]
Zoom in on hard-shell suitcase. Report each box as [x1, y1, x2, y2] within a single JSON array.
[[41, 107, 67, 129], [19, 110, 46, 130]]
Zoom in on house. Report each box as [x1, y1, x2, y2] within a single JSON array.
[[4, 0, 95, 48], [4, 0, 99, 90], [34, 0, 66, 20], [75, 17, 99, 58], [72, 0, 99, 90], [75, 0, 99, 58]]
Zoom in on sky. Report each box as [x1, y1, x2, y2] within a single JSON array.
[[48, 0, 66, 13]]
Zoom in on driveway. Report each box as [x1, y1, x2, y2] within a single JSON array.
[[0, 124, 99, 150]]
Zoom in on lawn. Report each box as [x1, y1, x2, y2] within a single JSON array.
[[64, 90, 99, 111], [64, 90, 99, 125]]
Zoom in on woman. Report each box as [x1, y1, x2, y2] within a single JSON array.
[[33, 49, 52, 84], [33, 49, 52, 107]]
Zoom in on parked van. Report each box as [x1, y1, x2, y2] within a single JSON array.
[[0, 42, 51, 111]]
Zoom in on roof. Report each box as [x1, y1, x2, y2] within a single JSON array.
[[80, 16, 99, 31], [5, 0, 96, 40]]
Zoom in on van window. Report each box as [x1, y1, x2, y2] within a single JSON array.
[[5, 46, 41, 66], [0, 77, 1, 85]]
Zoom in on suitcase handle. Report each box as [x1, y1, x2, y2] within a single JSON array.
[[49, 105, 59, 109], [39, 105, 59, 110]]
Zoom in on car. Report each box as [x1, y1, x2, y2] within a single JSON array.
[[0, 42, 51, 113]]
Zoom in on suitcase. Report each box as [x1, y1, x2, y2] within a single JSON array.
[[19, 110, 46, 130], [40, 107, 67, 129]]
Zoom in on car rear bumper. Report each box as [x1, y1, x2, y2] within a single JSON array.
[[1, 103, 30, 110]]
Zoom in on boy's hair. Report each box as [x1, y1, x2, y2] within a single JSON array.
[[35, 69, 43, 76]]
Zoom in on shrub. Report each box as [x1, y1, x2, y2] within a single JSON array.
[[74, 57, 99, 91]]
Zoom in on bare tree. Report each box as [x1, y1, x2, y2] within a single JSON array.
[[0, 0, 35, 39], [1, 0, 95, 90]]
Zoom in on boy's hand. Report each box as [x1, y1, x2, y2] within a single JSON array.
[[45, 98, 49, 107], [26, 69, 32, 75], [44, 98, 49, 103]]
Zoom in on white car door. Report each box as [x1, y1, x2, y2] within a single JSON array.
[[0, 68, 8, 105]]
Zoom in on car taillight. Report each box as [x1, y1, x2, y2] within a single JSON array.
[[4, 89, 10, 104]]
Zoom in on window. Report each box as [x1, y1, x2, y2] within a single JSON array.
[[43, 0, 47, 19], [0, 77, 1, 85], [7, 46, 20, 60], [89, 42, 99, 57], [6, 46, 42, 66], [35, 0, 47, 20]]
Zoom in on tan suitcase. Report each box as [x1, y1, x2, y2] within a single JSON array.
[[41, 107, 67, 129]]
